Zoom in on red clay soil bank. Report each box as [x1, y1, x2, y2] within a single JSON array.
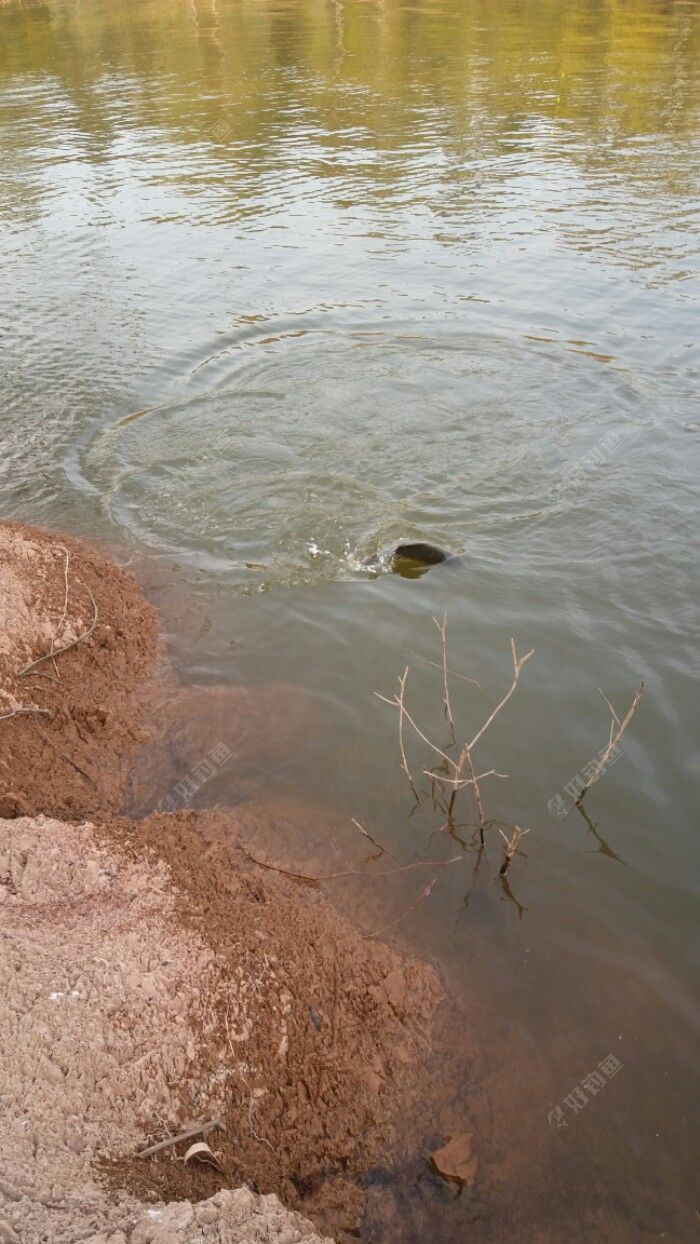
[[0, 521, 317, 822], [0, 520, 158, 819], [0, 522, 469, 1241], [0, 814, 331, 1244], [96, 807, 451, 1239]]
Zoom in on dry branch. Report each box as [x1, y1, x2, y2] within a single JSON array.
[[376, 633, 533, 834], [434, 613, 455, 740], [408, 650, 480, 689], [239, 844, 458, 884], [448, 638, 533, 826], [576, 682, 644, 804], [367, 854, 461, 938], [18, 579, 98, 679], [351, 818, 397, 861], [0, 705, 52, 722], [499, 824, 529, 875], [138, 1118, 224, 1158], [467, 639, 534, 754]]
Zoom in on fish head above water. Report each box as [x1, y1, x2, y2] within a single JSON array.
[[363, 541, 461, 579]]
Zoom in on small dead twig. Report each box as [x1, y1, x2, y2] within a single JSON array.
[[448, 639, 533, 826], [351, 818, 397, 861], [18, 579, 98, 679], [499, 824, 529, 876], [374, 667, 422, 804], [408, 650, 481, 689], [576, 683, 644, 805], [0, 705, 52, 722], [434, 613, 455, 741], [468, 639, 534, 754], [35, 726, 98, 788], [366, 855, 461, 938], [137, 1118, 224, 1158], [376, 632, 532, 835], [465, 750, 486, 840], [239, 845, 457, 884], [375, 684, 453, 771]]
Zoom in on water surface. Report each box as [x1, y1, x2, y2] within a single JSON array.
[[1, 1, 699, 1239]]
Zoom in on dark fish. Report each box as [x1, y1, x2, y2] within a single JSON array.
[[364, 541, 461, 579]]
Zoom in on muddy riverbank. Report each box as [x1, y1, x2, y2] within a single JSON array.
[[0, 520, 469, 1243]]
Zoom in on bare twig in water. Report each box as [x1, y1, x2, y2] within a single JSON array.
[[469, 640, 534, 753], [367, 855, 461, 938], [576, 683, 644, 805], [351, 818, 397, 861], [138, 1118, 224, 1158], [376, 633, 533, 835], [425, 767, 508, 790], [465, 750, 486, 839], [375, 682, 453, 771], [448, 639, 533, 827], [375, 667, 422, 804], [498, 824, 529, 876], [239, 844, 455, 884], [408, 650, 481, 689], [18, 579, 98, 679], [434, 613, 455, 741]]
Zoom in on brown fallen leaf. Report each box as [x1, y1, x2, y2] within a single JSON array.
[[183, 1141, 225, 1175]]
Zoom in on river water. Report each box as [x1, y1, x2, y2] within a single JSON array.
[[1, 1, 698, 1239]]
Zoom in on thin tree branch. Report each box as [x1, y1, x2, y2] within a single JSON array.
[[138, 1119, 224, 1159], [433, 613, 455, 741], [375, 688, 455, 771], [468, 638, 534, 752], [576, 683, 644, 804], [239, 845, 458, 884], [408, 651, 481, 688], [499, 824, 529, 875], [366, 855, 461, 938], [0, 705, 52, 722], [426, 767, 508, 789], [351, 818, 397, 861], [18, 580, 98, 679]]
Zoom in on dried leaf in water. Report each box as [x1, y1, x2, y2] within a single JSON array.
[[183, 1141, 225, 1174]]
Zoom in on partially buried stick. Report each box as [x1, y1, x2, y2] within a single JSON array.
[[0, 704, 52, 722], [137, 1118, 225, 1159], [18, 579, 98, 679]]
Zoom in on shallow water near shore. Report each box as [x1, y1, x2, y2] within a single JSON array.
[[1, 0, 699, 1238]]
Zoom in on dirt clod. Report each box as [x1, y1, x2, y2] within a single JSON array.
[[429, 1132, 478, 1190]]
